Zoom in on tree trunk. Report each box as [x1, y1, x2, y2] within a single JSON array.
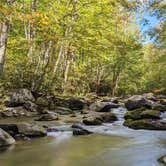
[[0, 21, 8, 77]]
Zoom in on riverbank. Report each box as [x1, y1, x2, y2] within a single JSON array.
[[0, 88, 166, 165]]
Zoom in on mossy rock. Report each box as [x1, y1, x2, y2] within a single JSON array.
[[123, 119, 154, 130], [124, 109, 161, 120], [140, 110, 160, 119], [123, 119, 166, 130], [124, 109, 143, 120]]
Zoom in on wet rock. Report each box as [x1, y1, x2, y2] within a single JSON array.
[[158, 155, 166, 165], [36, 113, 58, 121], [0, 123, 47, 138], [124, 109, 161, 120], [89, 101, 120, 112], [17, 123, 46, 137], [6, 89, 35, 107], [0, 128, 15, 147], [54, 107, 72, 115], [100, 112, 117, 122], [125, 95, 148, 110], [68, 97, 88, 110], [124, 119, 166, 130], [72, 123, 93, 136], [83, 116, 102, 125]]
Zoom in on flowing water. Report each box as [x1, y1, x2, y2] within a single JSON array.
[[0, 107, 166, 166]]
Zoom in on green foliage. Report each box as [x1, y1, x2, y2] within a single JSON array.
[[0, 0, 165, 96]]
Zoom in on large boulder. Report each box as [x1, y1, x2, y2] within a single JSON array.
[[0, 123, 46, 138], [17, 123, 46, 137], [36, 113, 58, 121], [0, 128, 15, 147], [89, 101, 120, 112], [6, 89, 35, 107], [124, 109, 161, 120], [72, 123, 93, 136], [125, 95, 148, 110], [124, 119, 166, 130]]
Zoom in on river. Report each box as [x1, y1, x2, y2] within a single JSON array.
[[0, 107, 165, 166]]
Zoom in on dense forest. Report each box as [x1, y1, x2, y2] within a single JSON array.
[[0, 0, 165, 97]]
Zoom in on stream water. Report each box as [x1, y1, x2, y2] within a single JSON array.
[[0, 107, 165, 166]]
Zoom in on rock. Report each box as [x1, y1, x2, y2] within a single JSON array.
[[6, 89, 35, 107], [81, 110, 89, 114], [125, 95, 148, 110], [89, 101, 120, 112], [0, 124, 19, 137], [160, 99, 166, 105], [83, 116, 102, 125], [140, 110, 161, 119], [68, 97, 88, 110], [151, 102, 166, 112], [36, 113, 58, 121], [143, 93, 156, 100], [124, 109, 144, 120], [158, 155, 166, 165], [17, 123, 47, 137], [36, 97, 49, 108], [100, 112, 117, 122], [124, 119, 166, 130], [54, 107, 72, 115], [0, 107, 36, 118], [72, 123, 93, 136], [0, 128, 15, 147], [124, 109, 161, 120], [23, 101, 38, 112]]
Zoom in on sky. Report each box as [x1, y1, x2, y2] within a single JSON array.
[[139, 13, 159, 43]]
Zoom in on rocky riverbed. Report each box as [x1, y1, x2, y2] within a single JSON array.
[[0, 89, 166, 166]]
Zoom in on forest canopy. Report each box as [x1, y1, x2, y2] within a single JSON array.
[[0, 0, 165, 96]]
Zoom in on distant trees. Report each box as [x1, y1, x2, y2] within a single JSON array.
[[0, 0, 15, 77], [0, 0, 165, 96]]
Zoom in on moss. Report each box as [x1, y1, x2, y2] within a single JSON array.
[[124, 109, 143, 120], [124, 109, 161, 120], [123, 119, 160, 130], [140, 110, 160, 119]]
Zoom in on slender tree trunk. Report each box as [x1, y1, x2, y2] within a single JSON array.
[[27, 0, 37, 58], [0, 21, 8, 78], [112, 69, 121, 96]]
